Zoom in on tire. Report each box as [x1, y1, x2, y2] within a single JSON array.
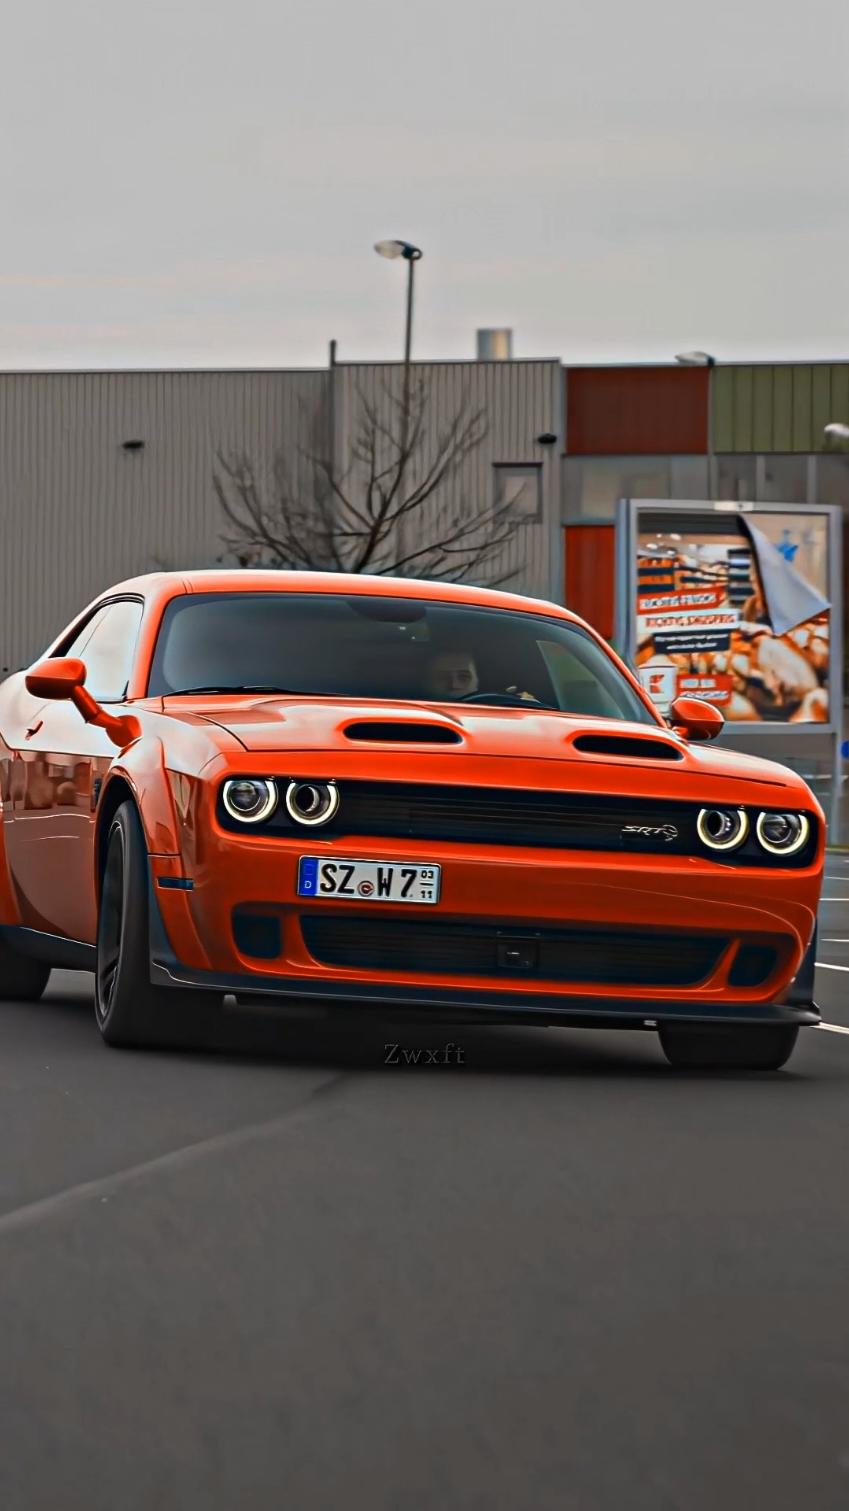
[[0, 936, 51, 1001], [95, 801, 220, 1049], [658, 1022, 799, 1072]]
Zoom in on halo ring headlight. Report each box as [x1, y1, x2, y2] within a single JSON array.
[[697, 807, 749, 852], [222, 778, 278, 824], [285, 779, 340, 827], [755, 811, 810, 857]]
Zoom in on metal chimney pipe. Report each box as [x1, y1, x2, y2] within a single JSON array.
[[476, 329, 513, 361]]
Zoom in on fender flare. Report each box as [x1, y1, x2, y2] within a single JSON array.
[[96, 737, 182, 882]]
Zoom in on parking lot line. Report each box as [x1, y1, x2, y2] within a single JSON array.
[[818, 1023, 849, 1036], [817, 962, 849, 972]]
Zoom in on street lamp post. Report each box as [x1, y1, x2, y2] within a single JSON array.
[[675, 351, 717, 499], [374, 239, 423, 472]]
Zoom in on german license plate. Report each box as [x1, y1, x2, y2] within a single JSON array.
[[297, 857, 441, 904]]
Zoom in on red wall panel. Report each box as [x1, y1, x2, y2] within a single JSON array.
[[566, 366, 709, 455], [564, 525, 616, 641]]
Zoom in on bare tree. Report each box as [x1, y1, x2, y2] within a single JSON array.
[[214, 377, 521, 583]]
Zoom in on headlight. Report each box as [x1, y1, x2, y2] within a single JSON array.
[[284, 779, 340, 826], [755, 811, 811, 857], [222, 778, 278, 824], [696, 807, 749, 852]]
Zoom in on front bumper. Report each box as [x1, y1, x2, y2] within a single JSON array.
[[147, 836, 822, 1029]]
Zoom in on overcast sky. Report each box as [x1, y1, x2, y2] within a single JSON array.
[[1, 0, 847, 369]]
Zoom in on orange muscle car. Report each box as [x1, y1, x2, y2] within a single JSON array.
[[0, 572, 824, 1069]]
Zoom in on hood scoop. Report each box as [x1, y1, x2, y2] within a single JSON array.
[[572, 733, 683, 762], [343, 720, 463, 745]]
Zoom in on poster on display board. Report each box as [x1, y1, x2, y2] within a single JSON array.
[[632, 508, 832, 724]]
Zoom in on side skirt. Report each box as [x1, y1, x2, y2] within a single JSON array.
[[0, 925, 96, 972]]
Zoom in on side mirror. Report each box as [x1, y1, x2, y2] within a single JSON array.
[[669, 695, 725, 742], [26, 657, 87, 701], [24, 657, 140, 749]]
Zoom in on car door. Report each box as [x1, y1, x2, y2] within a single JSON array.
[[6, 599, 144, 944], [0, 670, 53, 917]]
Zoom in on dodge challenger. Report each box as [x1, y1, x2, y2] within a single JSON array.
[[0, 572, 823, 1069]]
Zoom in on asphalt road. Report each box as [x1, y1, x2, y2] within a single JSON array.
[[1, 860, 849, 1511]]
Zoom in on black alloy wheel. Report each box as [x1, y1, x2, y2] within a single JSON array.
[[95, 801, 220, 1049]]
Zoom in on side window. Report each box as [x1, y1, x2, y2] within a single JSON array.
[[61, 605, 112, 662], [64, 600, 144, 701]]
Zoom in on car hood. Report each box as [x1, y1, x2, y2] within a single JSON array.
[[162, 695, 810, 796]]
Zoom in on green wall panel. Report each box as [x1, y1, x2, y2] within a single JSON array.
[[713, 364, 849, 452], [811, 365, 832, 442], [831, 365, 849, 433], [752, 367, 773, 451], [712, 366, 735, 452], [736, 366, 754, 451], [772, 366, 793, 449], [792, 366, 812, 451]]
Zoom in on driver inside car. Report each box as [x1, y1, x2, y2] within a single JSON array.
[[423, 650, 539, 704], [424, 650, 480, 700]]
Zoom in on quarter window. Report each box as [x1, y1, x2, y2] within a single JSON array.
[[61, 600, 143, 701]]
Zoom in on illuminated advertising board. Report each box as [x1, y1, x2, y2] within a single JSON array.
[[634, 510, 831, 723]]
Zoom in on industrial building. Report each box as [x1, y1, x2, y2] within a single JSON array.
[[0, 359, 563, 676], [1, 352, 847, 693], [562, 361, 849, 652]]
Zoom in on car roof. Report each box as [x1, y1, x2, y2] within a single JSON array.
[[104, 569, 580, 622]]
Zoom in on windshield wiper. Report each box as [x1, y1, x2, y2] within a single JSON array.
[[168, 684, 308, 696]]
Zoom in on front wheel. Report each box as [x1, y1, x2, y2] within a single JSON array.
[[96, 801, 220, 1049], [658, 1022, 799, 1071]]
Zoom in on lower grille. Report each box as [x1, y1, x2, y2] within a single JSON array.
[[300, 915, 727, 988], [232, 910, 282, 960], [728, 943, 778, 987]]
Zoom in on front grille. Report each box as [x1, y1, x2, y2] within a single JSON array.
[[301, 915, 727, 987], [217, 780, 817, 866], [268, 782, 698, 855]]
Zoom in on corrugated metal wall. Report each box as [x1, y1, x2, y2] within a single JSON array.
[[0, 361, 562, 674], [0, 370, 327, 673], [713, 364, 849, 453], [565, 366, 709, 455], [335, 361, 563, 602]]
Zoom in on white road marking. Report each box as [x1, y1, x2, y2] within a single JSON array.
[[824, 938, 849, 944], [816, 962, 849, 972], [818, 1023, 849, 1036], [0, 1081, 342, 1237], [821, 897, 849, 903]]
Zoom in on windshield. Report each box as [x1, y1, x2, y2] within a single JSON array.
[[148, 592, 654, 722]]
